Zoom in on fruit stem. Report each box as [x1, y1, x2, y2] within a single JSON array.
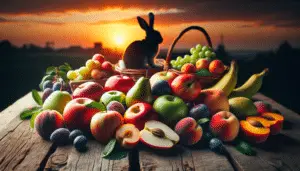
[[259, 68, 269, 76]]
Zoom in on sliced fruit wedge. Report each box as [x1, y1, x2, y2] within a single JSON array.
[[140, 120, 179, 149], [116, 124, 140, 149]]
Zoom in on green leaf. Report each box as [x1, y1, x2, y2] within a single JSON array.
[[32, 89, 43, 106], [197, 118, 210, 125], [46, 66, 56, 75], [20, 106, 42, 120], [57, 71, 68, 82], [30, 109, 43, 128], [86, 101, 106, 111], [59, 63, 72, 72], [104, 149, 128, 160], [102, 139, 117, 158], [235, 140, 256, 156]]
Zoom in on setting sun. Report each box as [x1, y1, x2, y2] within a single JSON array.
[[114, 34, 125, 47]]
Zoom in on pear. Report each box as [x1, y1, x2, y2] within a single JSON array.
[[229, 97, 257, 119], [43, 91, 72, 114], [126, 77, 153, 107]]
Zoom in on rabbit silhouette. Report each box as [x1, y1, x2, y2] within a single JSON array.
[[122, 12, 163, 69]]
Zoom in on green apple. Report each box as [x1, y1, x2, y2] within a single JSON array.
[[100, 90, 126, 106], [43, 91, 72, 114], [153, 95, 188, 125]]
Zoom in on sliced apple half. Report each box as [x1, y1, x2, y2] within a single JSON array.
[[140, 120, 180, 149], [116, 124, 140, 149]]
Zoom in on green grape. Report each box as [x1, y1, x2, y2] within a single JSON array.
[[179, 59, 185, 64], [184, 55, 190, 59], [196, 44, 202, 51], [191, 54, 198, 61], [205, 51, 212, 58], [202, 46, 209, 52], [211, 52, 216, 57], [170, 60, 176, 66], [190, 47, 196, 54], [198, 51, 205, 58], [191, 59, 197, 65], [177, 56, 183, 61], [185, 55, 191, 62]]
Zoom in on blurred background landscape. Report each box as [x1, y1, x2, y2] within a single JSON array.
[[0, 1, 300, 113]]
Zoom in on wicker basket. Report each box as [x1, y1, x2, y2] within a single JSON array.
[[163, 26, 226, 88]]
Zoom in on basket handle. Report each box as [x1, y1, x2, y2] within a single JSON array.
[[164, 26, 213, 71]]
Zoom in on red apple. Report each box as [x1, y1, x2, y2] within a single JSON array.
[[104, 75, 135, 93], [181, 63, 196, 73], [92, 54, 105, 63], [72, 82, 104, 101], [171, 74, 201, 101], [210, 111, 239, 142], [150, 71, 178, 87], [90, 111, 124, 144], [209, 60, 225, 75], [63, 98, 102, 132], [101, 61, 114, 73], [196, 59, 210, 71], [124, 103, 158, 130]]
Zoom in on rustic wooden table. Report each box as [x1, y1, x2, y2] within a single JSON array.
[[0, 93, 299, 171]]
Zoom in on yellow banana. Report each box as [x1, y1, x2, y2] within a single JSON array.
[[230, 68, 268, 98], [207, 61, 238, 96]]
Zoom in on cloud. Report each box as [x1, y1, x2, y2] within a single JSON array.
[[1, 0, 300, 28]]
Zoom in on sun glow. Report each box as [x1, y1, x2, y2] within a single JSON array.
[[114, 34, 125, 46]]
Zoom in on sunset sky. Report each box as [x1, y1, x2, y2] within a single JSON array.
[[0, 0, 300, 50]]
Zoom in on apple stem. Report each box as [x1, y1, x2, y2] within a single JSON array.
[[60, 80, 63, 91]]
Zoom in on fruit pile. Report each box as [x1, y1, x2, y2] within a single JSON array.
[[170, 44, 225, 76], [67, 54, 115, 81], [21, 51, 283, 158]]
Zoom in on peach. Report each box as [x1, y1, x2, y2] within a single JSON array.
[[116, 124, 140, 149], [90, 111, 124, 144], [196, 59, 210, 71], [174, 117, 203, 145], [210, 111, 239, 142], [63, 98, 102, 132], [261, 113, 284, 135], [240, 119, 270, 143], [72, 82, 104, 101], [181, 63, 196, 73], [34, 110, 65, 140], [196, 89, 229, 115], [209, 60, 225, 75]]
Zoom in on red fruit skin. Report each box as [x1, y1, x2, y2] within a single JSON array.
[[35, 110, 64, 140], [181, 64, 196, 73], [63, 98, 101, 132], [90, 111, 124, 144], [72, 82, 104, 101], [92, 54, 105, 63], [104, 75, 135, 93], [209, 60, 225, 75], [254, 101, 272, 115], [175, 117, 202, 145], [124, 103, 158, 130], [210, 111, 239, 142], [171, 74, 201, 101], [101, 61, 114, 73]]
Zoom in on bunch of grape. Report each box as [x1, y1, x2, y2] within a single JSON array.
[[39, 63, 73, 102], [170, 44, 216, 70]]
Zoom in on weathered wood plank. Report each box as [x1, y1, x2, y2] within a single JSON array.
[[224, 93, 300, 171], [139, 145, 234, 171], [0, 120, 54, 171], [0, 92, 34, 139], [45, 140, 129, 171]]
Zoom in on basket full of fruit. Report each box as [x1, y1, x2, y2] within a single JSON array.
[[164, 26, 227, 88], [67, 54, 117, 91]]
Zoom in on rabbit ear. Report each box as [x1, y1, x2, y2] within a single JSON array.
[[137, 16, 149, 31], [149, 12, 154, 29]]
